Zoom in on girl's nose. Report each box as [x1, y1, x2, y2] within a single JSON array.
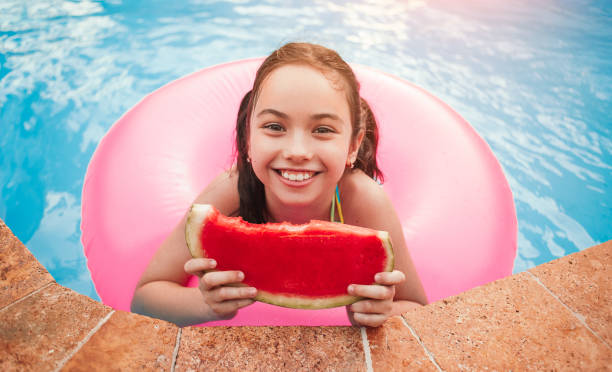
[[284, 133, 313, 162]]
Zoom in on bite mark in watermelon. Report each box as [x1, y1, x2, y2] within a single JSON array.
[[185, 204, 394, 309]]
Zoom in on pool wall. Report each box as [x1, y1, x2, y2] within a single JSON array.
[[1, 217, 610, 370]]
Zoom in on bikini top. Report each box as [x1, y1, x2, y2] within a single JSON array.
[[330, 185, 344, 224]]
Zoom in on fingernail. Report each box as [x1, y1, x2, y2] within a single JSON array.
[[249, 288, 257, 296], [348, 285, 354, 293], [374, 273, 381, 281], [238, 272, 244, 280], [210, 259, 217, 267]]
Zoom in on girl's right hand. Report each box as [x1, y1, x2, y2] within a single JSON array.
[[184, 258, 257, 320]]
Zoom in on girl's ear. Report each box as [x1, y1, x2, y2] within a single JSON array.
[[348, 129, 365, 163]]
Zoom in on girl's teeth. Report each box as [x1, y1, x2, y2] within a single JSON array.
[[281, 171, 312, 181]]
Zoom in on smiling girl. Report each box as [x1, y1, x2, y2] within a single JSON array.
[[131, 42, 428, 327]]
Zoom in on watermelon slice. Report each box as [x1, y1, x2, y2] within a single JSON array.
[[185, 204, 394, 309]]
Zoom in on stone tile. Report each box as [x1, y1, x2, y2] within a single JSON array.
[[0, 219, 54, 309], [0, 283, 111, 371], [62, 310, 178, 371], [176, 326, 365, 371], [366, 316, 437, 371], [530, 240, 611, 345], [403, 272, 611, 371]]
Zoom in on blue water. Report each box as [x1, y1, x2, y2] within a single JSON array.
[[1, 0, 610, 301]]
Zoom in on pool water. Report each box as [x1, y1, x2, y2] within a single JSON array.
[[1, 0, 610, 301]]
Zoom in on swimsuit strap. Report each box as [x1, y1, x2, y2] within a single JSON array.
[[330, 185, 345, 224]]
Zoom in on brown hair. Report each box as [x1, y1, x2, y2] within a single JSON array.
[[235, 42, 383, 223]]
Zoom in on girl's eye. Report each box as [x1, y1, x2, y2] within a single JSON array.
[[263, 123, 284, 132], [314, 126, 334, 134]]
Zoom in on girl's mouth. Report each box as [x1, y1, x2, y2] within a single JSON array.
[[274, 169, 319, 182]]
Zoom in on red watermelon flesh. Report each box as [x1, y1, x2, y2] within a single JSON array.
[[185, 204, 394, 309]]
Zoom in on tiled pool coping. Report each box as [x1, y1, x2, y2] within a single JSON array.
[[1, 218, 610, 371]]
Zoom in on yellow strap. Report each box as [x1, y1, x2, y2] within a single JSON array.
[[335, 185, 344, 224]]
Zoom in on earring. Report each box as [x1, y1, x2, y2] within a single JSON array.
[[346, 159, 354, 168]]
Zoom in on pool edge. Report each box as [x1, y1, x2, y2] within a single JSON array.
[[1, 218, 610, 370]]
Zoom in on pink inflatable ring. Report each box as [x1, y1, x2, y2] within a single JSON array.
[[81, 58, 517, 326]]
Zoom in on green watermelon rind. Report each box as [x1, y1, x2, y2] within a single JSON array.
[[185, 204, 394, 310]]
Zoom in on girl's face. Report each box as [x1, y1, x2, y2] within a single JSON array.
[[248, 64, 359, 211]]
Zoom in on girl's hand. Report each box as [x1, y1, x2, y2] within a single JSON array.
[[346, 270, 406, 327], [184, 258, 257, 320]]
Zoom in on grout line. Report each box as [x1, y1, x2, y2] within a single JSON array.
[[0, 281, 54, 313], [360, 327, 374, 372], [53, 309, 115, 372], [400, 316, 444, 372], [171, 327, 182, 372], [526, 271, 611, 349]]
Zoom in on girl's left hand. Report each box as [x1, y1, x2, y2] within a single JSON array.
[[346, 270, 406, 327]]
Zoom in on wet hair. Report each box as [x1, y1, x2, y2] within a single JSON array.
[[235, 42, 383, 223]]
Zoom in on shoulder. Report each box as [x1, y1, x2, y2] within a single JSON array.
[[193, 166, 240, 216], [339, 170, 397, 230]]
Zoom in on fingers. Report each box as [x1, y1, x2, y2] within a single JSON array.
[[206, 285, 257, 319], [211, 298, 256, 319], [346, 270, 404, 300], [346, 271, 402, 328], [199, 269, 258, 319], [349, 299, 393, 315], [201, 270, 246, 290], [350, 312, 388, 328], [208, 285, 257, 303], [348, 283, 395, 300], [374, 270, 406, 286], [185, 259, 259, 320], [347, 299, 393, 328], [200, 270, 258, 301], [184, 258, 217, 277]]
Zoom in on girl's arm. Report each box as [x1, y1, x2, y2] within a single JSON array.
[[131, 169, 257, 327], [341, 171, 428, 326]]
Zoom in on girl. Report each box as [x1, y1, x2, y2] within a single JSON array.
[[131, 42, 428, 327]]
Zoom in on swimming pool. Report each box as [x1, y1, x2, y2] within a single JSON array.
[[1, 0, 610, 302]]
